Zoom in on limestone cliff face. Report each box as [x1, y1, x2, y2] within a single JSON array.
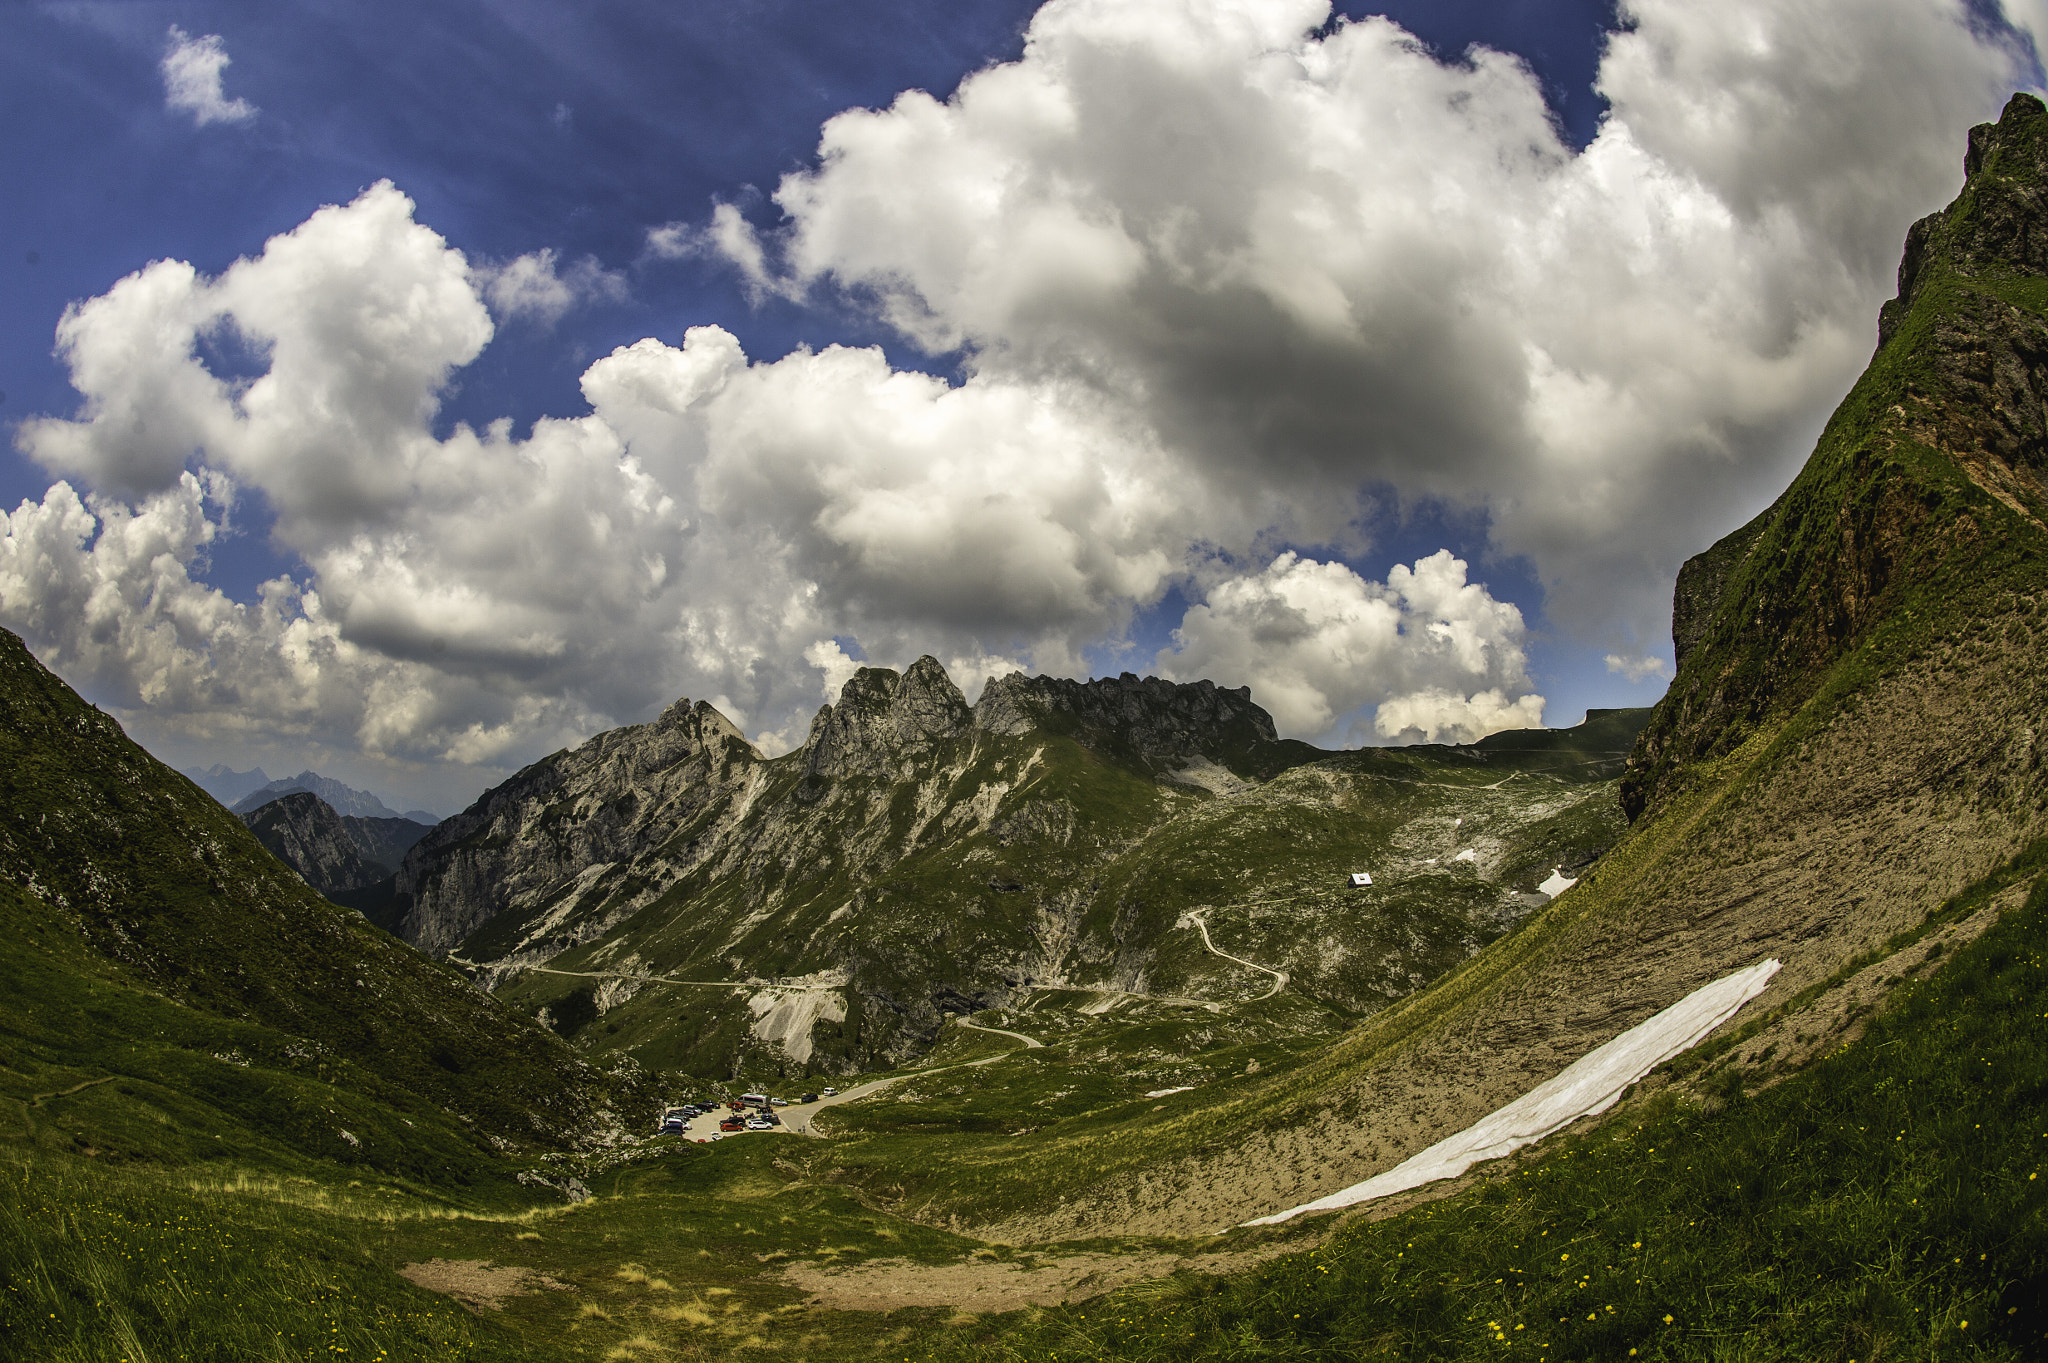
[[973, 671, 1297, 778], [1625, 92, 2048, 819], [394, 697, 758, 954], [803, 657, 974, 781]]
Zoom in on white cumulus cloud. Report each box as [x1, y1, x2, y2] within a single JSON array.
[[1604, 652, 1672, 683], [473, 249, 628, 326], [1157, 550, 1542, 745], [722, 0, 2021, 644], [162, 26, 257, 127]]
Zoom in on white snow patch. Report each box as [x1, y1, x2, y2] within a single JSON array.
[[1243, 958, 1781, 1226], [1537, 867, 1579, 897], [1453, 848, 1477, 863], [1144, 1086, 1196, 1099]]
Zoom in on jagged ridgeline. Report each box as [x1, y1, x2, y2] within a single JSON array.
[[0, 628, 622, 1187], [392, 658, 1643, 1078]]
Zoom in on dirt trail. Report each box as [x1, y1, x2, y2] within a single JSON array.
[[1184, 912, 1288, 1000], [784, 1035, 1037, 1135], [450, 958, 753, 991], [952, 1017, 1043, 1048]]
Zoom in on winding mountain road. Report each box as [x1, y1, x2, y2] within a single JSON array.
[[782, 1022, 1042, 1135], [1183, 912, 1289, 1000], [952, 1017, 1044, 1048]]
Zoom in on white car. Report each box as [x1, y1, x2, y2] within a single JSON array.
[[821, 1086, 839, 1097]]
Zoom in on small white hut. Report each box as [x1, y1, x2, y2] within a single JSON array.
[[1349, 871, 1373, 888]]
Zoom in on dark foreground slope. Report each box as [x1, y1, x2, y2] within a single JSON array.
[[958, 93, 2048, 1245], [0, 627, 621, 1185]]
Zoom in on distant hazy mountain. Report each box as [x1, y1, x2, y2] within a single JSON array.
[[232, 770, 403, 820], [180, 763, 273, 805]]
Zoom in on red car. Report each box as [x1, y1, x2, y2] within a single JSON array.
[[719, 1115, 745, 1132]]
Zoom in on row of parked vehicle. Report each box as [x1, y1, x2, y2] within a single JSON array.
[[655, 1086, 843, 1135]]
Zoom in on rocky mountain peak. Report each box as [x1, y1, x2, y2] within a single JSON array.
[[973, 670, 1286, 778], [802, 655, 972, 779], [1880, 92, 2048, 349], [1626, 90, 2048, 819]]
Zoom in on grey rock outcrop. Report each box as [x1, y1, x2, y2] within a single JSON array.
[[804, 656, 973, 780], [394, 697, 761, 954], [240, 791, 390, 895], [972, 671, 1292, 777]]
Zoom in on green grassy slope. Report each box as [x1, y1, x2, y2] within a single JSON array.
[[874, 94, 2048, 1249], [1625, 91, 2048, 819], [0, 627, 626, 1184]]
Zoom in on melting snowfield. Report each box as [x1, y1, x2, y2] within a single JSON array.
[[1243, 958, 1782, 1225]]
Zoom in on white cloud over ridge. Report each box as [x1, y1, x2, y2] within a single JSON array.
[[6, 0, 2035, 792], [1158, 551, 1543, 745], [162, 26, 257, 127], [733, 0, 2020, 638]]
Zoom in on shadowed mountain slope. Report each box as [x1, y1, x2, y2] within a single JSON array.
[[238, 790, 433, 906], [0, 628, 623, 1184]]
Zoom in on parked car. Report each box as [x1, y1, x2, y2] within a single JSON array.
[[744, 1115, 773, 1130], [799, 1092, 820, 1104], [770, 1097, 788, 1107], [822, 1087, 839, 1097], [719, 1115, 745, 1132], [659, 1110, 689, 1133]]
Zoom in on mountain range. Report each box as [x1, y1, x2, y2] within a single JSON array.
[[181, 762, 439, 824], [385, 665, 1641, 1078]]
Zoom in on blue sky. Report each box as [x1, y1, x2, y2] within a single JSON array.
[[0, 0, 2033, 811]]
